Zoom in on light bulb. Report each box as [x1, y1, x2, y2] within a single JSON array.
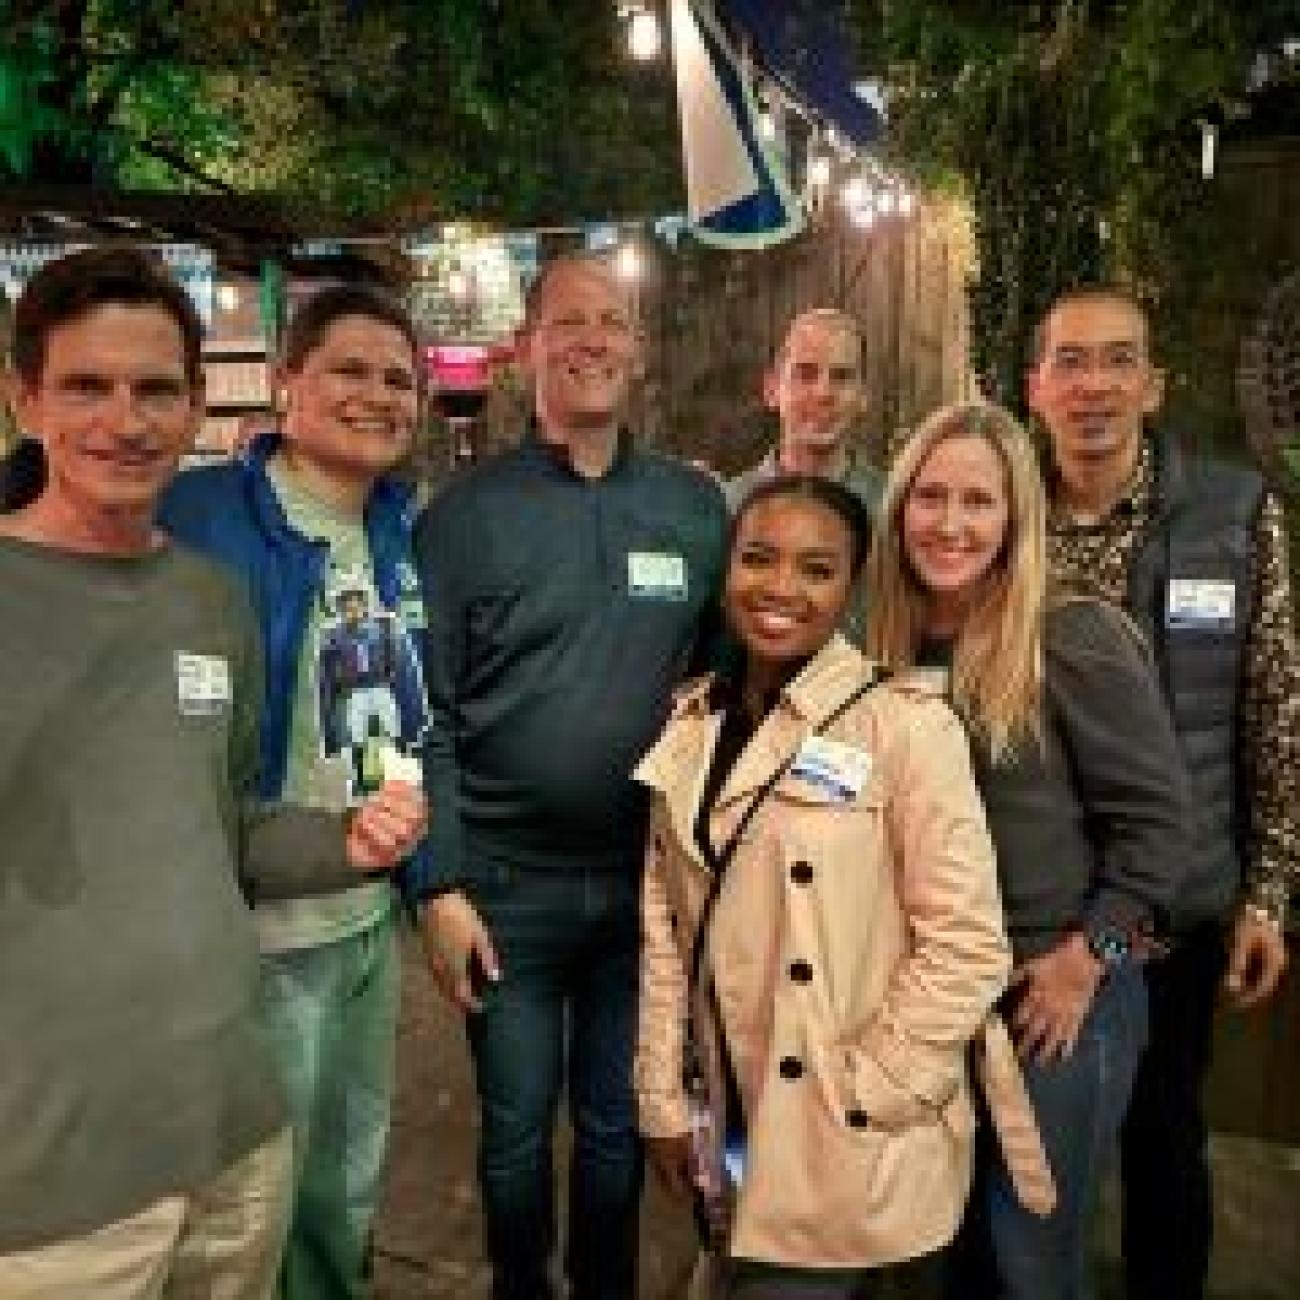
[[615, 243, 641, 282], [841, 176, 870, 208], [628, 10, 660, 61]]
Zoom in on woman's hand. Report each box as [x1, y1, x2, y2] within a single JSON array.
[[646, 1132, 694, 1200], [1009, 932, 1103, 1065]]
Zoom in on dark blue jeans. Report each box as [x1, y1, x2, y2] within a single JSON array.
[[951, 961, 1149, 1300], [465, 863, 643, 1300], [1120, 922, 1226, 1300]]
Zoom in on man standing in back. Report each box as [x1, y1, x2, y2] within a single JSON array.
[[727, 308, 883, 637]]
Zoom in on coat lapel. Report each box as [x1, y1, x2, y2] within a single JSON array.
[[709, 636, 871, 850], [635, 637, 876, 871]]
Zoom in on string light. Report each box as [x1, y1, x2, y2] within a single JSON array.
[[808, 152, 832, 190], [447, 266, 471, 302], [615, 242, 642, 282], [841, 175, 870, 209], [627, 8, 661, 61]]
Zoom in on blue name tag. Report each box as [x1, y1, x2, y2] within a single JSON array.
[[788, 736, 870, 802]]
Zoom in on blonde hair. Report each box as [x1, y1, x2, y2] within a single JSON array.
[[865, 401, 1048, 762]]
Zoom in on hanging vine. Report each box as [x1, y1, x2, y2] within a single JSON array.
[[856, 0, 1297, 413]]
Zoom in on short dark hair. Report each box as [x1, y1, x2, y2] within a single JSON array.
[[1030, 284, 1152, 366], [13, 245, 203, 387], [521, 251, 622, 330], [281, 283, 419, 373], [730, 474, 872, 577]]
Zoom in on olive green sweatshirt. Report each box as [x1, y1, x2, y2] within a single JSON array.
[[0, 536, 360, 1250]]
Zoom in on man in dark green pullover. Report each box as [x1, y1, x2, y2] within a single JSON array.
[[417, 252, 728, 1300]]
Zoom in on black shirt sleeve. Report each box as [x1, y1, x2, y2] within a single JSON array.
[[412, 494, 469, 897]]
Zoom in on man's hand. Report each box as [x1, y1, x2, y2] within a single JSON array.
[[1224, 906, 1288, 1009], [420, 890, 500, 1014], [645, 1132, 694, 1201], [1010, 932, 1104, 1066], [345, 781, 428, 872]]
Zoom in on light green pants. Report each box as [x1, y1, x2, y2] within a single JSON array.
[[258, 915, 400, 1300]]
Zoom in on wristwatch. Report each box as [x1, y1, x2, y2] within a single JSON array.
[[1084, 926, 1131, 970]]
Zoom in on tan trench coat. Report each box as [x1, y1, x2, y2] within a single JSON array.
[[634, 636, 1049, 1271]]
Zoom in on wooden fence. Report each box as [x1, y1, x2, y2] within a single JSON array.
[[632, 197, 977, 473]]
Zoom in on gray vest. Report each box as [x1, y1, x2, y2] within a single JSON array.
[[1124, 439, 1263, 926]]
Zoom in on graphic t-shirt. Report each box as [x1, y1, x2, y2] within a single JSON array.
[[255, 460, 429, 953]]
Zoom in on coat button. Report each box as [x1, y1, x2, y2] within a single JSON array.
[[846, 1108, 870, 1129], [789, 860, 814, 885], [779, 1056, 804, 1081], [788, 959, 813, 984]]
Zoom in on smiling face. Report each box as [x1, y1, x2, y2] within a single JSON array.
[[14, 303, 201, 546], [726, 493, 857, 672], [902, 433, 1010, 628], [1028, 295, 1163, 480], [279, 314, 419, 485], [518, 260, 638, 439], [764, 314, 865, 462]]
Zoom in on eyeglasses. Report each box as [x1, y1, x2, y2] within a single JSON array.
[[1045, 345, 1148, 379]]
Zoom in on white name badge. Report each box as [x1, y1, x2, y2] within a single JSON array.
[[789, 736, 871, 802], [1167, 579, 1236, 630], [628, 552, 688, 601], [380, 744, 423, 786], [176, 652, 232, 717]]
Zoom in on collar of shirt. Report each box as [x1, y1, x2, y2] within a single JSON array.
[[523, 418, 633, 481], [1047, 437, 1154, 534], [766, 444, 861, 484]]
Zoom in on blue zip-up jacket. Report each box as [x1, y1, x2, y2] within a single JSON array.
[[158, 433, 431, 903]]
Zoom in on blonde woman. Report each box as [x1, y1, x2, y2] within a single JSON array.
[[866, 403, 1191, 1300]]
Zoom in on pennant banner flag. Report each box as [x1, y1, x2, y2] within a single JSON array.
[[669, 0, 804, 249], [718, 0, 883, 148]]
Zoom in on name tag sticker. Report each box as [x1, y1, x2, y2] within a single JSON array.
[[628, 552, 688, 601], [1166, 579, 1236, 630], [380, 745, 423, 786], [789, 736, 871, 802], [176, 652, 231, 717]]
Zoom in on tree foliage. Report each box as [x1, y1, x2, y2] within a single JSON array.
[[1, 0, 683, 224], [853, 0, 1300, 411]]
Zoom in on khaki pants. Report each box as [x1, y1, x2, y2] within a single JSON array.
[[0, 1127, 292, 1300]]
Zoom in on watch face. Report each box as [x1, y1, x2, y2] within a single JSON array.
[[1089, 930, 1130, 965]]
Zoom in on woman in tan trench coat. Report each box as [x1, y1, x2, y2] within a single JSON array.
[[634, 476, 1040, 1299]]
